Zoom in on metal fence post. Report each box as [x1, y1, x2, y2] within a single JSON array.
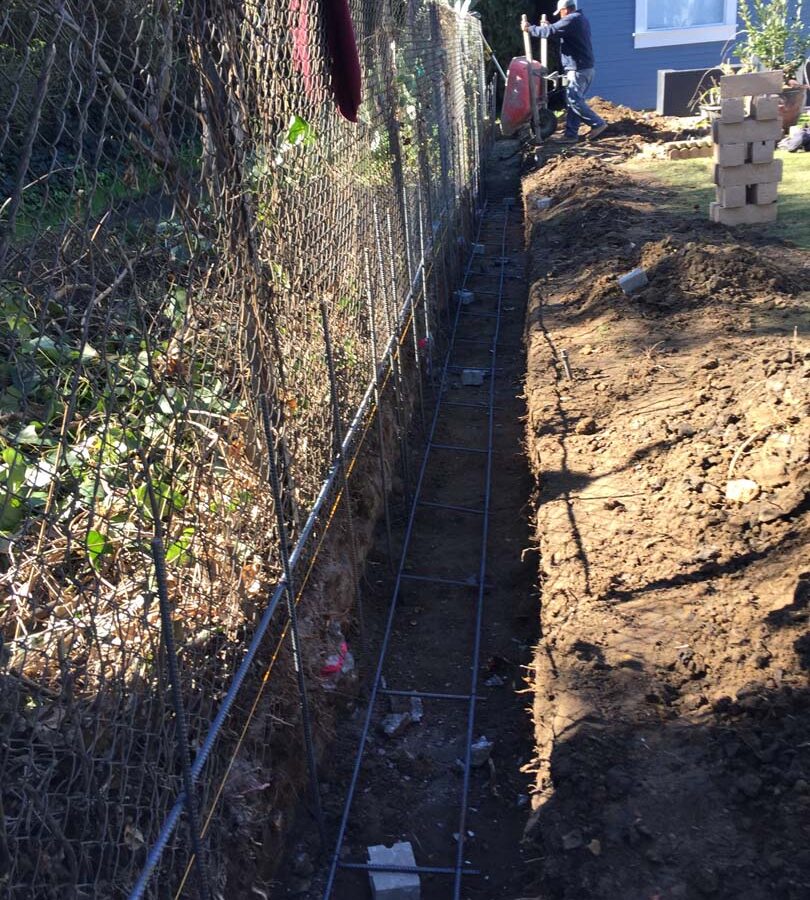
[[258, 397, 326, 847]]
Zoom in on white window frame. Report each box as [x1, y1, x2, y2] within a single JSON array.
[[634, 0, 738, 48]]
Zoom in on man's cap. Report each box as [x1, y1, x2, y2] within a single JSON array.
[[555, 0, 576, 13]]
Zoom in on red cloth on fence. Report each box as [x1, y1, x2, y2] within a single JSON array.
[[290, 0, 317, 99], [322, 0, 362, 122]]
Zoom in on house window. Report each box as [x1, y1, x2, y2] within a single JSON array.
[[634, 0, 738, 48]]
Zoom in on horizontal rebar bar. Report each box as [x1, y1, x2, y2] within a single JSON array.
[[418, 500, 485, 515], [338, 862, 481, 876], [430, 442, 488, 454], [400, 573, 484, 589], [380, 689, 476, 701]]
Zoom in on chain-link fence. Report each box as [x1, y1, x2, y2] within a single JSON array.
[[0, 1, 492, 896]]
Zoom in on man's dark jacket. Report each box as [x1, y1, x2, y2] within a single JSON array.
[[534, 10, 595, 71]]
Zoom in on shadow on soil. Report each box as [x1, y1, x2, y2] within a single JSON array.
[[524, 671, 810, 900]]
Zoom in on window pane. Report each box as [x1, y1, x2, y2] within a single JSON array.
[[647, 0, 725, 28]]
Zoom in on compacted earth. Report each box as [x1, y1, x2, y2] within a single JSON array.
[[521, 109, 810, 899]]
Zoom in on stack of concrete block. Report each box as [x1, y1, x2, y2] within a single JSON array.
[[710, 71, 783, 225]]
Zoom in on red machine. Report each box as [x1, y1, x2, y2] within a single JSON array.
[[500, 15, 558, 140]]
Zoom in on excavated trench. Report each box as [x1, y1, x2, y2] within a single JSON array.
[[277, 140, 543, 899]]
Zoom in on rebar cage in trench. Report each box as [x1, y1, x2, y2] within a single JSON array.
[[0, 0, 495, 897]]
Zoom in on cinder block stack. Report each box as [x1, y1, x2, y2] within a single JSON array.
[[710, 71, 783, 225]]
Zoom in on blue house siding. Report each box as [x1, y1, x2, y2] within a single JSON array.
[[587, 0, 810, 109]]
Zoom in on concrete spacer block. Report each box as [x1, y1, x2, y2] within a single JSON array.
[[533, 196, 553, 210], [716, 185, 746, 208], [710, 201, 778, 225], [751, 94, 780, 121], [714, 159, 783, 187], [472, 243, 485, 256], [456, 289, 475, 305], [367, 842, 421, 900], [719, 70, 782, 99], [712, 117, 782, 144], [461, 368, 486, 386], [713, 143, 746, 167], [719, 98, 745, 124], [749, 140, 775, 164], [749, 182, 779, 205], [618, 267, 649, 295]]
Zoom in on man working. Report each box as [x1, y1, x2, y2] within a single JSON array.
[[523, 1, 607, 143]]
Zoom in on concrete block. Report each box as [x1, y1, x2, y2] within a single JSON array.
[[710, 201, 778, 225], [751, 94, 780, 120], [749, 181, 779, 205], [719, 97, 745, 123], [618, 267, 648, 295], [713, 142, 746, 167], [533, 196, 553, 210], [713, 159, 783, 187], [455, 289, 475, 305], [368, 842, 420, 900], [471, 243, 485, 256], [749, 140, 775, 164], [716, 185, 746, 208], [461, 368, 486, 386], [719, 70, 782, 99], [712, 117, 782, 144]]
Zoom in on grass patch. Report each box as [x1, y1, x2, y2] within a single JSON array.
[[623, 150, 810, 249]]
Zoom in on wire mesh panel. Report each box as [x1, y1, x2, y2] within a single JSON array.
[[0, 1, 491, 897]]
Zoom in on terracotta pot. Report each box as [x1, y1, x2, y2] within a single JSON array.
[[780, 85, 807, 131]]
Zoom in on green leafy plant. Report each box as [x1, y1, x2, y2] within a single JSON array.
[[737, 0, 810, 82]]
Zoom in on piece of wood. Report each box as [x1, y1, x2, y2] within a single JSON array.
[[719, 71, 782, 99]]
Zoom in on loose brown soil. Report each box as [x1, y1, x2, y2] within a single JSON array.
[[522, 112, 810, 899]]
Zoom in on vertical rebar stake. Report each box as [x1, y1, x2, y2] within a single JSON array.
[[364, 249, 396, 571], [373, 202, 412, 506], [259, 396, 326, 847], [319, 299, 367, 655], [142, 465, 211, 900]]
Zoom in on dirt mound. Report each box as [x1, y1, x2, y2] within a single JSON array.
[[527, 154, 798, 320], [522, 147, 810, 899], [590, 97, 683, 142], [528, 99, 707, 164]]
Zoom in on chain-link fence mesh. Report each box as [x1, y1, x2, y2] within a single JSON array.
[[0, 1, 492, 896]]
